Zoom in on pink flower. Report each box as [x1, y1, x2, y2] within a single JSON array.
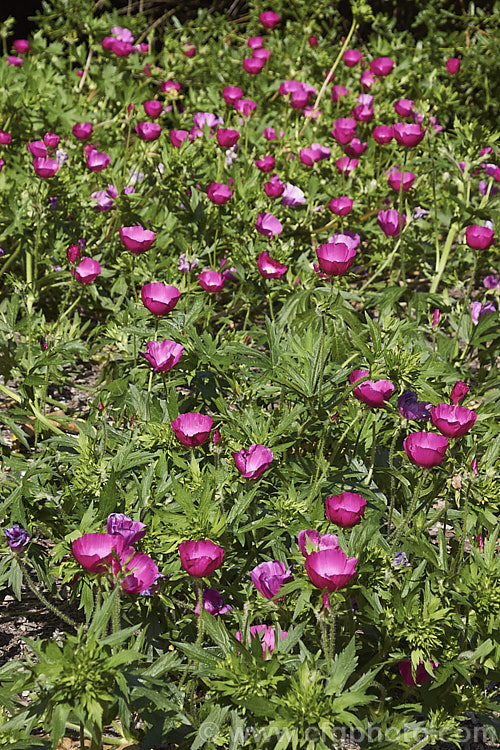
[[258, 251, 287, 278], [136, 122, 162, 141], [13, 39, 30, 54], [253, 47, 272, 61], [264, 174, 285, 197], [234, 98, 257, 117], [119, 225, 156, 254], [305, 547, 357, 591], [182, 44, 196, 57], [222, 86, 244, 106], [336, 156, 358, 175], [197, 270, 226, 293], [160, 79, 181, 93], [281, 183, 305, 206], [255, 155, 276, 172], [361, 70, 375, 89], [331, 117, 357, 145], [325, 492, 367, 528], [170, 129, 189, 148], [111, 26, 134, 43], [250, 560, 293, 599], [297, 530, 339, 557], [243, 57, 265, 74], [332, 85, 350, 103], [483, 275, 498, 289], [403, 432, 449, 468], [344, 138, 367, 158], [316, 238, 357, 277], [235, 624, 287, 659], [259, 11, 280, 29], [392, 123, 425, 148], [248, 36, 264, 49], [178, 539, 224, 577], [430, 404, 477, 439], [349, 369, 394, 408], [141, 339, 184, 372], [465, 225, 495, 250], [232, 444, 273, 480], [140, 282, 180, 315], [106, 513, 146, 546], [72, 533, 127, 574], [378, 209, 406, 237], [432, 308, 440, 328], [216, 128, 240, 147], [329, 196, 353, 216], [343, 49, 363, 67], [143, 100, 163, 118], [32, 157, 59, 178], [7, 56, 23, 67], [450, 381, 469, 405], [369, 57, 394, 76], [85, 148, 111, 172], [299, 143, 331, 165], [394, 99, 415, 118], [256, 212, 283, 237], [264, 127, 280, 140], [44, 132, 60, 150], [195, 588, 231, 616], [171, 412, 214, 447], [207, 182, 232, 204], [73, 257, 101, 284], [72, 122, 93, 140], [373, 125, 393, 144], [399, 660, 438, 687], [387, 170, 416, 191], [446, 58, 460, 74]]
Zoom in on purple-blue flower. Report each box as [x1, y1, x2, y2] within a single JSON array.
[[4, 524, 31, 553], [398, 391, 431, 420]]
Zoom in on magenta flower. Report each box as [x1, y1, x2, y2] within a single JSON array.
[[160, 79, 181, 93], [430, 404, 477, 439], [255, 155, 275, 172], [30, 140, 49, 157], [309, 36, 318, 47], [297, 530, 339, 557], [344, 138, 367, 158], [253, 47, 272, 61], [85, 148, 111, 172], [72, 122, 93, 140], [106, 513, 146, 546], [350, 369, 394, 408], [331, 117, 357, 145], [282, 183, 305, 206], [392, 123, 426, 148], [399, 660, 438, 687], [0, 159, 4, 172], [378, 209, 406, 237], [372, 125, 394, 144], [222, 86, 244, 106], [141, 283, 180, 316], [332, 85, 350, 103], [258, 251, 287, 279], [170, 129, 190, 147], [299, 143, 330, 165], [13, 39, 30, 54], [33, 157, 59, 178], [387, 170, 416, 191], [432, 308, 440, 328], [216, 128, 240, 147], [44, 132, 60, 150], [67, 244, 81, 264], [197, 270, 226, 293], [403, 432, 449, 468], [264, 174, 285, 198], [91, 188, 115, 212], [250, 560, 293, 600], [446, 58, 460, 74], [450, 381, 469, 405], [135, 122, 162, 141], [207, 182, 233, 205], [361, 70, 375, 89], [178, 539, 224, 577], [7, 56, 23, 67], [119, 225, 156, 254], [243, 56, 265, 74], [394, 99, 415, 117], [143, 100, 163, 118], [316, 238, 357, 277], [72, 533, 126, 574], [232, 444, 273, 480], [235, 624, 287, 659], [111, 26, 134, 43], [234, 98, 257, 117], [305, 547, 357, 591], [256, 212, 283, 237], [195, 588, 232, 617], [465, 225, 495, 250], [259, 11, 280, 29], [248, 36, 264, 49], [264, 127, 280, 140], [343, 49, 363, 67], [325, 492, 367, 528], [4, 524, 31, 553], [369, 57, 394, 76], [171, 412, 214, 447], [182, 44, 196, 57], [335, 156, 358, 175], [0, 130, 11, 145], [119, 551, 160, 595], [73, 257, 101, 284], [141, 339, 184, 372], [483, 275, 498, 289], [329, 196, 353, 216]]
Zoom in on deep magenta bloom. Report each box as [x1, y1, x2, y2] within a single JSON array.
[[216, 128, 240, 147], [72, 533, 126, 574], [450, 381, 469, 405], [169, 129, 189, 148], [350, 369, 394, 408], [222, 86, 244, 106], [305, 548, 357, 591], [43, 132, 60, 150], [361, 70, 375, 89], [234, 98, 257, 117], [373, 125, 394, 144], [182, 44, 195, 57], [344, 138, 367, 158], [141, 339, 184, 372], [399, 660, 438, 687], [0, 130, 12, 145], [299, 143, 330, 165], [255, 155, 275, 172], [120, 551, 159, 595], [85, 148, 111, 172], [398, 391, 431, 421], [141, 283, 180, 315], [256, 212, 283, 237], [403, 432, 449, 467], [316, 238, 357, 277], [119, 225, 156, 254], [332, 84, 349, 103], [263, 127, 280, 140], [106, 513, 147, 545], [66, 244, 81, 264], [243, 56, 265, 74], [171, 412, 214, 447], [343, 49, 363, 67], [465, 225, 495, 250], [446, 58, 460, 74], [388, 170, 416, 191], [378, 209, 406, 237], [253, 47, 272, 61], [394, 99, 414, 117], [7, 56, 23, 67], [195, 588, 232, 616], [392, 123, 425, 148], [250, 560, 293, 600], [248, 36, 264, 49], [325, 492, 367, 528], [13, 39, 30, 54], [430, 404, 477, 439], [331, 117, 357, 145], [33, 157, 59, 178], [72, 122, 93, 140], [259, 11, 280, 29], [179, 539, 224, 577], [258, 251, 287, 279], [336, 156, 358, 175], [232, 444, 273, 479], [136, 122, 162, 141], [143, 100, 163, 118], [329, 196, 353, 216], [73, 257, 101, 284], [207, 182, 233, 204], [197, 270, 225, 293], [369, 57, 394, 76], [264, 174, 285, 197], [235, 624, 287, 659], [297, 530, 339, 557], [160, 79, 181, 93], [4, 524, 31, 553]]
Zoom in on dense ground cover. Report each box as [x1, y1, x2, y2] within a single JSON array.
[[0, 0, 499, 748]]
